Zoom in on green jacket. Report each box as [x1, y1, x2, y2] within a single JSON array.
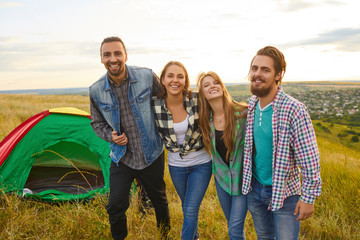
[[210, 112, 246, 195]]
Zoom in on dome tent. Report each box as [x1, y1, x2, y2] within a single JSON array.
[[0, 107, 111, 202]]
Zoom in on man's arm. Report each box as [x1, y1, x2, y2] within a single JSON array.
[[292, 107, 322, 220], [90, 95, 113, 142], [152, 72, 164, 97]]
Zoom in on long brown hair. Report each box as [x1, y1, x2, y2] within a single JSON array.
[[159, 61, 192, 98], [196, 71, 247, 162]]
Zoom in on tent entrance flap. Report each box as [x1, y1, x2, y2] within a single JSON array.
[[24, 140, 105, 195], [24, 166, 104, 194], [32, 141, 102, 170]]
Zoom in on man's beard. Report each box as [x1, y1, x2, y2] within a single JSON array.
[[250, 77, 273, 98], [108, 62, 125, 77], [109, 69, 120, 76], [250, 84, 273, 98]]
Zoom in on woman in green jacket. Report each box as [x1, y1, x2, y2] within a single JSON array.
[[197, 71, 248, 240]]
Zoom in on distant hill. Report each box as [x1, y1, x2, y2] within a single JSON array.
[[0, 88, 89, 95], [1, 81, 359, 95], [226, 80, 360, 99]]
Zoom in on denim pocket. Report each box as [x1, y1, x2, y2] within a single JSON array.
[[136, 88, 151, 103], [98, 102, 117, 129], [135, 88, 152, 115], [99, 102, 115, 111]]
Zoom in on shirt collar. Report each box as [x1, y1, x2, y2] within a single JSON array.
[[249, 86, 283, 111], [161, 93, 191, 113], [107, 72, 129, 88]]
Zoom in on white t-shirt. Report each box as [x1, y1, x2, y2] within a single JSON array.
[[168, 115, 211, 167]]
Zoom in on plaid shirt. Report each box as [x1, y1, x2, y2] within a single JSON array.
[[210, 111, 246, 195], [152, 92, 203, 158], [242, 87, 321, 211]]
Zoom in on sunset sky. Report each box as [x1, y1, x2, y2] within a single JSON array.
[[0, 0, 359, 90]]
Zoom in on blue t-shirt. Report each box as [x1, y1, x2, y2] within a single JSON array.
[[253, 102, 273, 186]]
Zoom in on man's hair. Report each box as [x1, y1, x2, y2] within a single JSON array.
[[250, 46, 286, 85], [100, 36, 127, 56]]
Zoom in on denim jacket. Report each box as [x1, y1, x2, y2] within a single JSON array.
[[89, 65, 163, 165]]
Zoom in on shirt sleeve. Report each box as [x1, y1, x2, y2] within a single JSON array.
[[152, 72, 164, 97], [90, 95, 113, 142], [292, 108, 322, 204]]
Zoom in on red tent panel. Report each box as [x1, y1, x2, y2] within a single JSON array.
[[0, 110, 51, 166]]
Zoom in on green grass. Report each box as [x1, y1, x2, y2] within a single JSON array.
[[313, 120, 360, 151], [301, 136, 360, 239], [0, 94, 359, 239]]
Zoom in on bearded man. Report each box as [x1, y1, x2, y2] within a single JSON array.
[[242, 46, 322, 240]]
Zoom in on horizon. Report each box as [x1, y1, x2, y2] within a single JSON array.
[[1, 0, 360, 91], [1, 79, 360, 93]]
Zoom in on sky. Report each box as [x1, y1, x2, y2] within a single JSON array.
[[0, 0, 360, 90]]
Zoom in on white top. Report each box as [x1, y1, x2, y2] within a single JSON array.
[[168, 115, 211, 167]]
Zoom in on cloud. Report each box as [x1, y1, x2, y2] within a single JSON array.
[[0, 36, 21, 43], [277, 0, 345, 12], [0, 58, 99, 72], [0, 41, 100, 71], [0, 41, 99, 56], [323, 0, 346, 7], [127, 46, 176, 55], [281, 28, 360, 52], [0, 2, 23, 8], [277, 0, 316, 12], [218, 13, 242, 19], [232, 49, 245, 55], [0, 40, 196, 72]]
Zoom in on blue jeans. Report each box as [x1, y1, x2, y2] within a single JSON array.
[[247, 178, 300, 240], [168, 161, 212, 240], [215, 178, 247, 240]]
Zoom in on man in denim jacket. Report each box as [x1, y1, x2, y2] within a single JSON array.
[[89, 36, 170, 240]]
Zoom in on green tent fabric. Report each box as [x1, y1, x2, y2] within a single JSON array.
[[0, 108, 111, 202]]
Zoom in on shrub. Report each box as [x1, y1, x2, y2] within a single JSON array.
[[338, 131, 349, 138], [345, 130, 356, 135], [351, 135, 359, 143], [321, 126, 331, 133]]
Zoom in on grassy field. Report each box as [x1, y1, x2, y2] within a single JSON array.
[[0, 94, 359, 239], [313, 120, 360, 151], [225, 81, 360, 100]]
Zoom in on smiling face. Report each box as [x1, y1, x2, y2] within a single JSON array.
[[101, 41, 128, 81], [200, 75, 224, 101], [250, 55, 280, 98], [161, 64, 186, 97]]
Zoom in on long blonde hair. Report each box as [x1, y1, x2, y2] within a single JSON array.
[[196, 71, 247, 162]]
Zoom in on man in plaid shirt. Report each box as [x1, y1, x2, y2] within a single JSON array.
[[242, 46, 321, 239]]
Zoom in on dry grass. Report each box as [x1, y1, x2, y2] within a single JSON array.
[[0, 94, 359, 239], [0, 94, 90, 140]]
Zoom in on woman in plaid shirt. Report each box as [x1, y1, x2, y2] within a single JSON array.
[[152, 61, 212, 240], [197, 71, 248, 240]]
